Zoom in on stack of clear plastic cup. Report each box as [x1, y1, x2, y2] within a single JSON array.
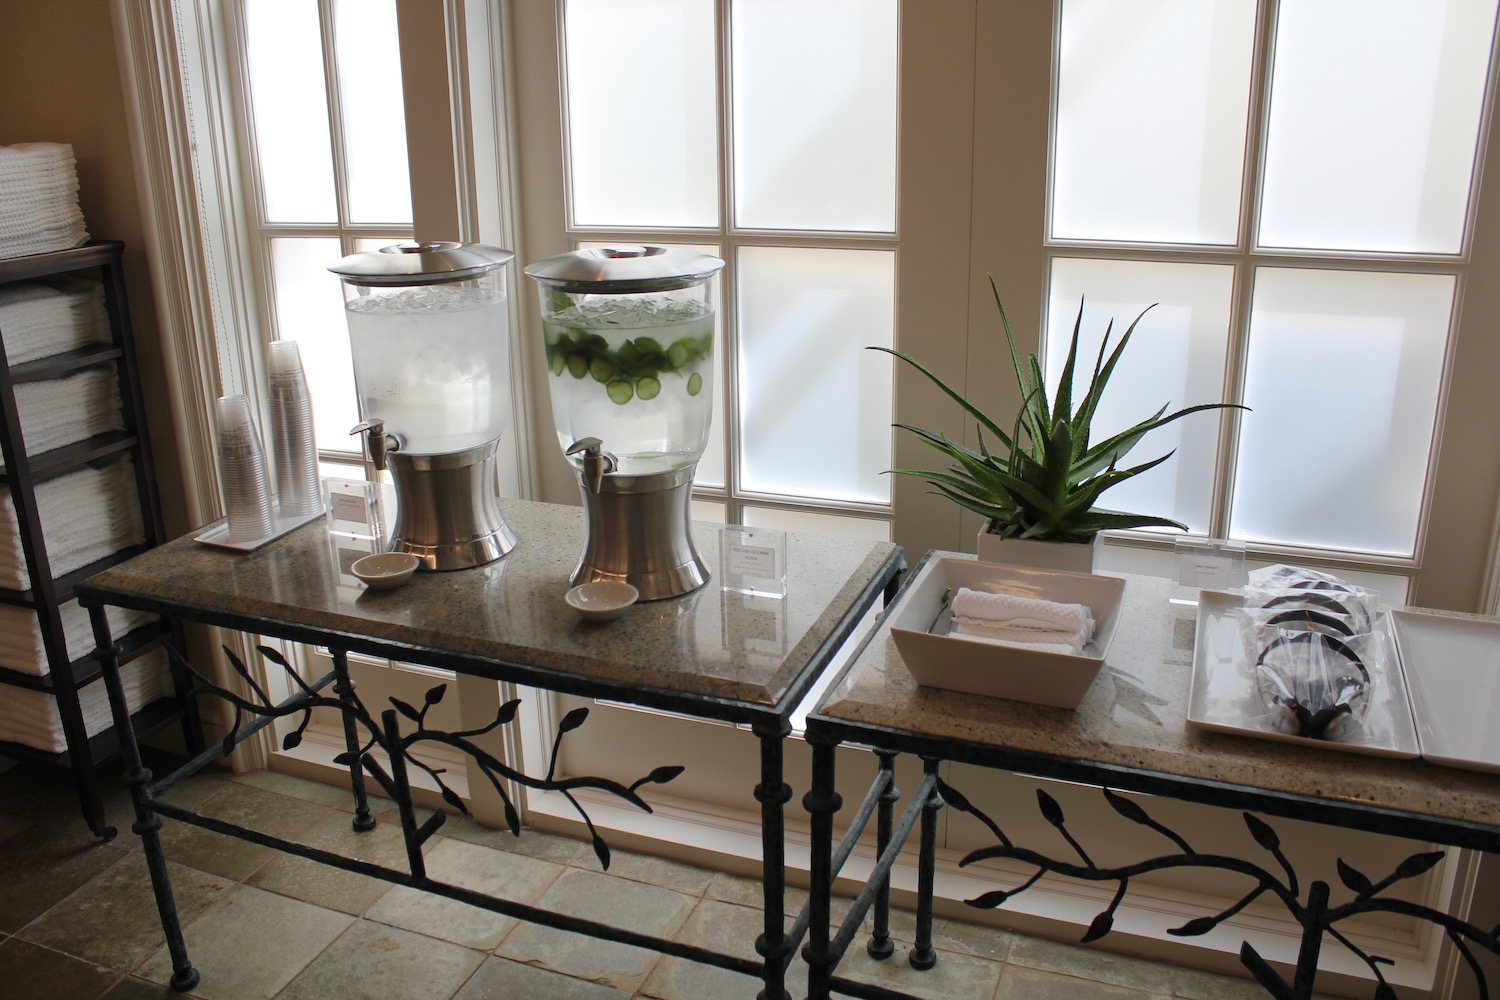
[[216, 393, 275, 543], [267, 340, 322, 517]]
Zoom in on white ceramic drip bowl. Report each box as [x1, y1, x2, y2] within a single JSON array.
[[565, 581, 639, 621], [351, 552, 421, 590]]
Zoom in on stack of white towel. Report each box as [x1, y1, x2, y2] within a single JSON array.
[[0, 143, 89, 260], [0, 367, 124, 469], [0, 601, 157, 676], [949, 587, 1096, 654], [0, 278, 111, 366], [0, 456, 145, 589], [0, 648, 171, 753]]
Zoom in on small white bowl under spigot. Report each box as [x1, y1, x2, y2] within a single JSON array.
[[565, 581, 639, 621], [351, 552, 420, 590]]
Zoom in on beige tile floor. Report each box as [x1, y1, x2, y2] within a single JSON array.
[[0, 758, 1294, 1000]]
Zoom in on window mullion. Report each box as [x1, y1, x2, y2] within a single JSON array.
[[318, 0, 353, 239], [715, 0, 747, 524], [1210, 0, 1279, 541]]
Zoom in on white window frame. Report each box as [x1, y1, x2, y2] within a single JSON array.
[[111, 0, 1500, 990]]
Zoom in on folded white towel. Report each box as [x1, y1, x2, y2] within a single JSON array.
[[0, 601, 157, 675], [0, 649, 170, 753], [0, 367, 124, 466], [0, 457, 145, 589], [0, 142, 89, 260]]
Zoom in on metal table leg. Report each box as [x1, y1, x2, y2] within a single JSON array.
[[86, 602, 199, 992], [754, 717, 795, 1000]]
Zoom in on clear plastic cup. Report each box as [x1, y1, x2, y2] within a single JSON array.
[[216, 393, 275, 543], [267, 340, 322, 517]]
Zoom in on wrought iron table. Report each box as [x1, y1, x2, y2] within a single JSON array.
[[803, 550, 1500, 1000], [75, 498, 902, 998]]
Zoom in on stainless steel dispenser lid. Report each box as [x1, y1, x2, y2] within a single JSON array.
[[523, 245, 726, 293], [328, 241, 515, 286]]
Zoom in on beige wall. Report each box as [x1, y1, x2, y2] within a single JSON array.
[[0, 0, 191, 536]]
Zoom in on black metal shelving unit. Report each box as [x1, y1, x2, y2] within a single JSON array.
[[0, 240, 202, 838]]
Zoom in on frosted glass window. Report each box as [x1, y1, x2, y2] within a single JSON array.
[[690, 499, 727, 523], [563, 0, 718, 227], [1259, 0, 1498, 254], [1046, 259, 1235, 534], [731, 0, 898, 232], [742, 505, 892, 542], [737, 247, 894, 504], [244, 0, 337, 223], [1231, 269, 1453, 555], [333, 0, 413, 225], [271, 238, 357, 454], [1052, 0, 1255, 245]]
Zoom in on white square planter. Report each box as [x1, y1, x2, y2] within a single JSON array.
[[976, 524, 1099, 574]]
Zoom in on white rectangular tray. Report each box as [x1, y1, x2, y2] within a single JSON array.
[[194, 506, 325, 553], [1187, 591, 1419, 759], [1387, 609, 1500, 775]]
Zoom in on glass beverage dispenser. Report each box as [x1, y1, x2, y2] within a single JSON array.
[[524, 246, 725, 600], [329, 241, 518, 570]]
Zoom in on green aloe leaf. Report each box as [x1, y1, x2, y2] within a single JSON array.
[[876, 278, 1245, 540], [870, 346, 1016, 451]]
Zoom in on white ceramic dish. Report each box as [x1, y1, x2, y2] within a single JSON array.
[[887, 558, 1125, 709], [194, 505, 324, 552], [1387, 609, 1500, 774], [1186, 591, 1419, 759], [566, 581, 639, 621], [351, 552, 420, 590]]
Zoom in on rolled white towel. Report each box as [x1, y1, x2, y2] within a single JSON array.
[[951, 587, 1094, 640], [951, 616, 1088, 653], [945, 629, 1080, 655]]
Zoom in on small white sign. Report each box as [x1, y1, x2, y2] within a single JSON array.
[[1177, 552, 1234, 590], [729, 542, 778, 579], [330, 491, 371, 526], [719, 525, 788, 598]]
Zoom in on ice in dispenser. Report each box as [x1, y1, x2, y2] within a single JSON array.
[[329, 241, 518, 570]]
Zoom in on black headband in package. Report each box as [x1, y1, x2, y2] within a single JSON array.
[[1237, 565, 1382, 740]]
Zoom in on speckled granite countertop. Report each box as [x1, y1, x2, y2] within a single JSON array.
[[813, 551, 1500, 836], [77, 499, 901, 718]]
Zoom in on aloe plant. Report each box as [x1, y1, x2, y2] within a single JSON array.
[[872, 278, 1245, 543]]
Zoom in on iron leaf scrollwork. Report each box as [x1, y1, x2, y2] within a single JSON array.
[[169, 642, 684, 871], [939, 778, 1500, 1000]]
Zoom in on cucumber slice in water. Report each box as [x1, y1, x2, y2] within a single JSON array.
[[589, 358, 615, 383], [567, 354, 589, 379], [607, 379, 634, 404], [636, 376, 661, 400], [687, 372, 703, 396]]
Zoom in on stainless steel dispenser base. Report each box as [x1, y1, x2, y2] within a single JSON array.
[[387, 440, 517, 571], [573, 465, 707, 601]]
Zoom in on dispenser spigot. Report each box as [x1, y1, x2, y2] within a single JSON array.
[[350, 419, 402, 471], [566, 437, 616, 494]]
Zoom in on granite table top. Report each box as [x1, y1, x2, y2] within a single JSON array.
[[813, 551, 1500, 844], [77, 499, 902, 722]]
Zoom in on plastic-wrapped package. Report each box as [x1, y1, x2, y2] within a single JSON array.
[[1237, 565, 1382, 740]]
